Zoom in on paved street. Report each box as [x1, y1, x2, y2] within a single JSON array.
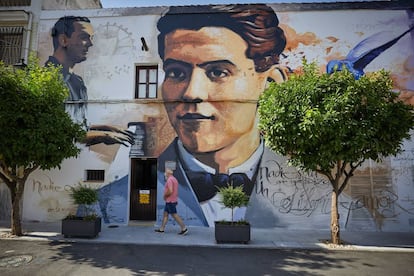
[[1, 240, 413, 276]]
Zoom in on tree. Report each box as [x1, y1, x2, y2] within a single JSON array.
[[258, 61, 414, 244], [217, 184, 250, 224], [0, 56, 86, 236]]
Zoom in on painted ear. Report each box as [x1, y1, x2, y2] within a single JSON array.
[[58, 34, 68, 48], [267, 65, 289, 84]]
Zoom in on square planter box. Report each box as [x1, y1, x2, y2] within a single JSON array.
[[62, 217, 102, 238], [214, 221, 251, 244]]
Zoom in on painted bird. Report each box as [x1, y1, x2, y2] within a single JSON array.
[[327, 25, 414, 79]]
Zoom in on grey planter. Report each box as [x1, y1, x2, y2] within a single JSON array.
[[214, 221, 251, 244], [62, 217, 102, 238]]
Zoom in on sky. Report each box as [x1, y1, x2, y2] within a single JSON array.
[[100, 0, 370, 8]]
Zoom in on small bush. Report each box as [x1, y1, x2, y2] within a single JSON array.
[[217, 185, 249, 223], [69, 183, 99, 205]]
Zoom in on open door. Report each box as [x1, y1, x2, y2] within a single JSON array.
[[130, 158, 157, 221]]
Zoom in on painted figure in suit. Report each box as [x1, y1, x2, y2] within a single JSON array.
[[156, 4, 300, 227], [45, 16, 93, 126], [46, 16, 134, 147]]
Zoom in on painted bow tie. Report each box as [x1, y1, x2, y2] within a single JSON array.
[[185, 171, 255, 202]]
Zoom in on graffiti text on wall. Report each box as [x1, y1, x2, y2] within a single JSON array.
[[31, 175, 70, 195], [30, 175, 74, 215], [257, 159, 414, 228], [256, 160, 332, 217]]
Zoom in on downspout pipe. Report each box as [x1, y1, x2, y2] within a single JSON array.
[[23, 10, 32, 64]]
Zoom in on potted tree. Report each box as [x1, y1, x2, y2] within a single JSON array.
[[215, 184, 250, 244], [62, 183, 101, 238]]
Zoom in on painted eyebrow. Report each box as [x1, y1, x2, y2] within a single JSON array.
[[163, 58, 192, 69], [163, 59, 236, 69], [197, 60, 236, 68]]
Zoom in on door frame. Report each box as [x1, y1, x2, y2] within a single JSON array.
[[129, 158, 157, 221]]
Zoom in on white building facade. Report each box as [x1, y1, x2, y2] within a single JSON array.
[[1, 1, 414, 232]]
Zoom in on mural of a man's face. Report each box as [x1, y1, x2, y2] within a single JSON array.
[[64, 21, 93, 64], [161, 27, 271, 154]]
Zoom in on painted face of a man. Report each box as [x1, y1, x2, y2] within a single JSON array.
[[162, 27, 269, 154], [65, 21, 93, 64]]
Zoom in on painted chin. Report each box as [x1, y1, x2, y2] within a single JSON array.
[[180, 134, 212, 153], [76, 55, 87, 63], [175, 120, 200, 138], [80, 49, 88, 57], [177, 122, 220, 152]]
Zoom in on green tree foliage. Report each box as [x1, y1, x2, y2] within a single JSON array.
[[0, 55, 86, 235], [258, 61, 414, 244]]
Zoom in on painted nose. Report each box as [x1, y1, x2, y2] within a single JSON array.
[[85, 38, 93, 47], [182, 68, 208, 102], [82, 39, 93, 48]]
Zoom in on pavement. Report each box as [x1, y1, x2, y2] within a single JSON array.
[[1, 220, 414, 252]]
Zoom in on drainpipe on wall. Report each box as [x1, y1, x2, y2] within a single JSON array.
[[23, 10, 32, 63]]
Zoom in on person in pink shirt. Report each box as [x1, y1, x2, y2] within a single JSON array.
[[155, 169, 188, 235]]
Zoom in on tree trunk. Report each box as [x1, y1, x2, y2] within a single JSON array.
[[11, 179, 24, 236], [330, 189, 340, 244]]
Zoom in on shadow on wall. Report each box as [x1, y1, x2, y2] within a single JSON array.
[[0, 183, 11, 220]]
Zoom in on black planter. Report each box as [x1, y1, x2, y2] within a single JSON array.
[[62, 217, 102, 238], [214, 221, 251, 244]]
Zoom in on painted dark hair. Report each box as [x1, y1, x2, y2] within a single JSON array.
[[157, 4, 286, 72], [51, 16, 91, 50]]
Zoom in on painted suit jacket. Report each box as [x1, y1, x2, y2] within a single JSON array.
[[45, 56, 87, 125]]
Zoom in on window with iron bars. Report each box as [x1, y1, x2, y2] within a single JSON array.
[[0, 26, 24, 65], [85, 170, 105, 182]]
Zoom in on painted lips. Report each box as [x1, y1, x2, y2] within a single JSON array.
[[177, 113, 215, 120]]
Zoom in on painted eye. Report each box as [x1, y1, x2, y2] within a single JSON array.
[[206, 67, 230, 81], [165, 68, 186, 81]]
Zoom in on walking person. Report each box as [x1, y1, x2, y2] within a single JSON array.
[[155, 169, 188, 235]]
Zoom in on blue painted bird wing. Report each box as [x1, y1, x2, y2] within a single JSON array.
[[346, 26, 413, 72]]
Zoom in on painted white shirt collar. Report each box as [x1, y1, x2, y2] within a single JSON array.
[[177, 138, 264, 179]]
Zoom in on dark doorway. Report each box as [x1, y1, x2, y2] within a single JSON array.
[[130, 158, 157, 221]]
